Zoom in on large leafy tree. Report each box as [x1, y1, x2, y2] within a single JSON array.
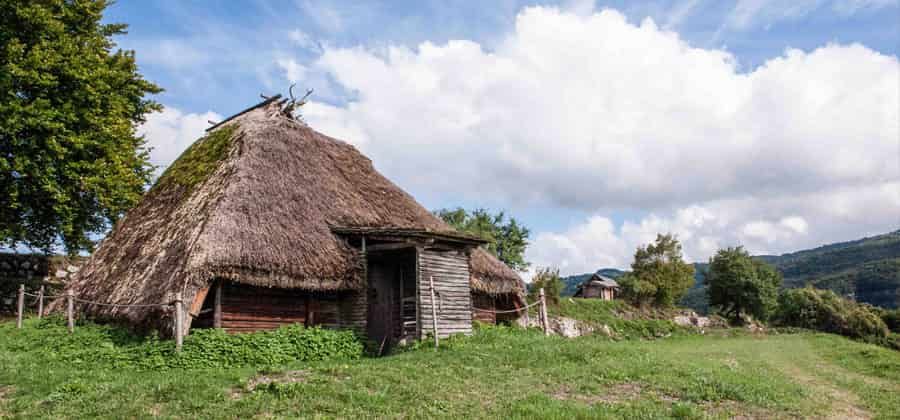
[[707, 246, 782, 323], [434, 208, 530, 271], [0, 0, 161, 254], [619, 234, 695, 307]]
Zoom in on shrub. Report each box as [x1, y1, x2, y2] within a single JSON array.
[[874, 308, 900, 333], [2, 317, 364, 370], [774, 287, 889, 341]]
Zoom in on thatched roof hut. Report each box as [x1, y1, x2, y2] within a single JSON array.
[[56, 96, 524, 345], [573, 274, 619, 300]]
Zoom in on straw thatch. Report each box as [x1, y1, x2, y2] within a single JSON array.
[[56, 98, 523, 330]]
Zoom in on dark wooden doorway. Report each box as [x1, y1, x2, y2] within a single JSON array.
[[366, 249, 416, 354]]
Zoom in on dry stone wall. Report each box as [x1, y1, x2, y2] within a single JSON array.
[[0, 253, 86, 313]]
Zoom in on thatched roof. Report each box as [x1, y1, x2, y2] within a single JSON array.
[[56, 98, 523, 329], [575, 274, 619, 296]]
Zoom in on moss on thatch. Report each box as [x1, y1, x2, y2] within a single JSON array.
[[153, 124, 237, 194]]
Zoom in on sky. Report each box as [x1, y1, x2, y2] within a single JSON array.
[[109, 0, 900, 278]]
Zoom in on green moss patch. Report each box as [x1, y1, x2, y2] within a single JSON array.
[[152, 125, 238, 193]]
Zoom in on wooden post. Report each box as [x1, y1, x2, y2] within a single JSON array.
[[37, 285, 44, 319], [523, 298, 530, 327], [213, 281, 222, 329], [174, 292, 184, 352], [16, 284, 24, 329], [539, 288, 549, 336], [66, 289, 74, 333], [429, 275, 439, 349]]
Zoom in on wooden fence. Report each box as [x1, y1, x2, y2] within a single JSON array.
[[13, 284, 184, 352], [14, 283, 553, 352]]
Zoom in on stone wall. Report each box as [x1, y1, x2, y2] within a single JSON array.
[[0, 253, 86, 313]]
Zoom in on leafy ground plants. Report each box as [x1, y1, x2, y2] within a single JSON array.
[[1, 316, 363, 370]]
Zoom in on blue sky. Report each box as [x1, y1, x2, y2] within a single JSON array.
[[108, 0, 899, 275]]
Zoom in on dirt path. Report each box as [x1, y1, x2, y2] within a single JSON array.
[[781, 364, 871, 420]]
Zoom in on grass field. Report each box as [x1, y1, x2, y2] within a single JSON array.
[[1, 317, 898, 419]]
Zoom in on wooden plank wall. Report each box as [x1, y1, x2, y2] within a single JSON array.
[[339, 290, 367, 335], [219, 283, 340, 333], [417, 248, 472, 338], [340, 252, 367, 335]]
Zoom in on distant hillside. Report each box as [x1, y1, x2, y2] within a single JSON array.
[[563, 230, 900, 312], [764, 230, 900, 308]]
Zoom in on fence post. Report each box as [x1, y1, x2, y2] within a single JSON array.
[[16, 284, 24, 329], [539, 287, 549, 336], [66, 289, 75, 333], [37, 285, 44, 319], [523, 299, 530, 327], [174, 292, 184, 352], [429, 276, 439, 349]]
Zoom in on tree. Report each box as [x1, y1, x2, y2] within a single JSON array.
[[0, 0, 162, 254], [706, 246, 782, 323], [618, 234, 694, 307], [527, 267, 563, 306], [434, 208, 530, 271]]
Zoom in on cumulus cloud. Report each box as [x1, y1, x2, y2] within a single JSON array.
[[138, 107, 222, 177], [298, 6, 897, 275]]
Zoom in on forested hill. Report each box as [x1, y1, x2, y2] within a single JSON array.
[[561, 230, 900, 310], [761, 230, 900, 308]]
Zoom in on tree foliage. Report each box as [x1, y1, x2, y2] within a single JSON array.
[[618, 234, 694, 307], [527, 267, 564, 306], [707, 246, 782, 323], [775, 287, 889, 340], [0, 0, 162, 254], [435, 208, 530, 271]]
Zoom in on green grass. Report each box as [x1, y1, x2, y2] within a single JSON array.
[[2, 317, 898, 419]]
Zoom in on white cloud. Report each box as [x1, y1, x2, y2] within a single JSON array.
[[277, 58, 307, 83], [295, 6, 897, 276], [288, 28, 319, 51], [306, 7, 897, 208], [526, 182, 899, 275], [138, 107, 222, 176]]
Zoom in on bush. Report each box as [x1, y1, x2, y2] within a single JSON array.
[[1, 316, 364, 370], [774, 287, 889, 342], [874, 308, 900, 333]]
